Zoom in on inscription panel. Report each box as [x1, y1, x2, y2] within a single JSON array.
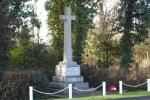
[[55, 65, 81, 76], [66, 67, 80, 76]]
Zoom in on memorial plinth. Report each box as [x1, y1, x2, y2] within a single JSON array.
[[53, 61, 82, 82]]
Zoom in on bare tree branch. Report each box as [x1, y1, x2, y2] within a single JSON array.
[[91, 0, 100, 9]]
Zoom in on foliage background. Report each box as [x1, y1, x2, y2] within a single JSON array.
[[0, 0, 150, 99]]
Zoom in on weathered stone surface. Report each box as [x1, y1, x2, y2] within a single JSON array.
[[49, 81, 89, 93], [51, 7, 90, 93], [55, 63, 80, 77], [49, 82, 89, 89], [53, 76, 83, 82], [60, 7, 76, 64], [49, 82, 89, 92]]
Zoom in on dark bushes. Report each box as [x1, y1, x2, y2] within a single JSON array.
[[0, 71, 49, 100], [81, 65, 150, 91]]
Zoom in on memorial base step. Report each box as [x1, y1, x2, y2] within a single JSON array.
[[48, 82, 90, 93]]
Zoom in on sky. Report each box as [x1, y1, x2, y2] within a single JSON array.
[[33, 0, 50, 43], [35, 0, 118, 43]]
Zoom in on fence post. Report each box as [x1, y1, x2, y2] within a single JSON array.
[[29, 86, 33, 100], [119, 81, 123, 94], [147, 79, 150, 92], [102, 82, 106, 96], [69, 84, 72, 99]]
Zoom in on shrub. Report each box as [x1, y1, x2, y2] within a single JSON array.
[[81, 64, 148, 90], [0, 71, 50, 100]]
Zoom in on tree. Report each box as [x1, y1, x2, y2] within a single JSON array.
[[0, 0, 13, 69], [0, 0, 40, 70], [83, 0, 120, 68], [117, 0, 150, 69]]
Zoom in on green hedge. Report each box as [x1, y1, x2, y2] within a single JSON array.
[[0, 71, 50, 100]]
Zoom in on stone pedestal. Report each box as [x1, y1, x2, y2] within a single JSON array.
[[54, 61, 81, 77], [52, 61, 89, 90]]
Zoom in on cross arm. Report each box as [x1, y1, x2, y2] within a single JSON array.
[[60, 15, 76, 20]]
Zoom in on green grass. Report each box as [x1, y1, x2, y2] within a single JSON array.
[[55, 91, 150, 100]]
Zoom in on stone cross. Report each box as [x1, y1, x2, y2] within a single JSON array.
[[60, 7, 76, 65], [52, 7, 89, 89]]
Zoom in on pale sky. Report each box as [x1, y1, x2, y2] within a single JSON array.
[[33, 0, 50, 44], [93, 0, 119, 25], [35, 0, 118, 43], [36, 0, 50, 43]]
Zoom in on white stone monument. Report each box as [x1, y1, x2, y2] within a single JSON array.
[[52, 6, 89, 89]]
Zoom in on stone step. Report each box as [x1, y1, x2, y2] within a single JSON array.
[[47, 87, 93, 94], [53, 76, 84, 82], [48, 82, 89, 89], [48, 82, 90, 94]]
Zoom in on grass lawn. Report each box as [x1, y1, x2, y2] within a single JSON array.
[[55, 91, 150, 100]]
